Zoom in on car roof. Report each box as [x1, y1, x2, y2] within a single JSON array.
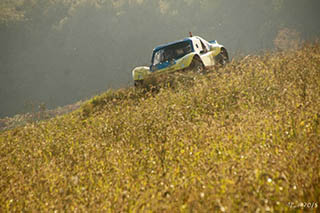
[[153, 37, 197, 52]]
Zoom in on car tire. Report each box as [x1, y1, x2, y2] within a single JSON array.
[[216, 48, 229, 67], [190, 58, 205, 73], [134, 80, 144, 88]]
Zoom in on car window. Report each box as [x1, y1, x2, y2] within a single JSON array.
[[153, 49, 164, 65], [152, 41, 192, 65], [200, 40, 208, 53]]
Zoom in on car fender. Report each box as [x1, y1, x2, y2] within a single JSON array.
[[209, 44, 224, 57], [176, 52, 198, 69], [132, 66, 150, 81], [153, 52, 198, 74]]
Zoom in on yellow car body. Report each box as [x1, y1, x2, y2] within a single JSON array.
[[132, 36, 228, 84]]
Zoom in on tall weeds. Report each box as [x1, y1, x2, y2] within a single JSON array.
[[1, 42, 320, 212]]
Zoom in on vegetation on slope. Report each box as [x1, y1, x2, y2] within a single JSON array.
[[0, 101, 82, 132], [1, 43, 320, 212]]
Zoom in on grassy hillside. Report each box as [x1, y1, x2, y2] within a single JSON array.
[[0, 101, 83, 132], [1, 43, 320, 212]]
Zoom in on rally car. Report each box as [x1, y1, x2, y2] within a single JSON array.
[[132, 34, 229, 86]]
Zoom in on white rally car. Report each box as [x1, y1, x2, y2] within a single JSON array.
[[132, 34, 229, 86]]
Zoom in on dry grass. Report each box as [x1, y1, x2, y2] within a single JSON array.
[[0, 101, 82, 132], [1, 42, 320, 212]]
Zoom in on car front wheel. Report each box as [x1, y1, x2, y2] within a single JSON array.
[[134, 80, 144, 88], [190, 58, 205, 73], [216, 48, 229, 67]]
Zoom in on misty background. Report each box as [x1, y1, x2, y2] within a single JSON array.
[[1, 0, 320, 117]]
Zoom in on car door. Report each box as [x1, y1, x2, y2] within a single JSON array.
[[197, 38, 215, 67]]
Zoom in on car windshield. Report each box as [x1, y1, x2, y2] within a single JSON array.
[[153, 41, 192, 65]]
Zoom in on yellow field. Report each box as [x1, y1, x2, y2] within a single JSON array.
[[1, 43, 320, 212]]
